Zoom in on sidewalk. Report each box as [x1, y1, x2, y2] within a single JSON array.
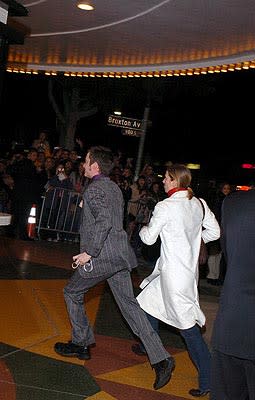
[[0, 235, 219, 400]]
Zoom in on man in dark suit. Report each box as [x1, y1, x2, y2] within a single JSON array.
[[54, 146, 174, 390], [210, 188, 255, 399]]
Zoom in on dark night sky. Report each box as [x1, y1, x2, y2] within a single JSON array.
[[1, 69, 255, 183]]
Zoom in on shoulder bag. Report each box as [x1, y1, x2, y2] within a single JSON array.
[[197, 198, 208, 265]]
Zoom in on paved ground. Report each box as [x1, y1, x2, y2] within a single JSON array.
[[0, 235, 221, 400]]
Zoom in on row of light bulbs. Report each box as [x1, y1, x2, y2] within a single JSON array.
[[6, 61, 255, 78]]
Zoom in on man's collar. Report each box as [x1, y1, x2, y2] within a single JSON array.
[[92, 173, 105, 181]]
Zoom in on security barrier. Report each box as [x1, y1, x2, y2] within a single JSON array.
[[37, 190, 154, 242], [37, 187, 83, 241]]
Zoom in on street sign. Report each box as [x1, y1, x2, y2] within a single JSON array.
[[107, 115, 143, 130], [121, 128, 142, 137]]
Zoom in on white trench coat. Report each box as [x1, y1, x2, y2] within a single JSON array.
[[137, 191, 220, 330]]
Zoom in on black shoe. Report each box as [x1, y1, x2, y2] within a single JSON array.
[[152, 357, 175, 390], [131, 343, 147, 356], [54, 341, 91, 360], [189, 388, 210, 397]]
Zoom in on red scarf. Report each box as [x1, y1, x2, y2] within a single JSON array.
[[167, 187, 187, 197]]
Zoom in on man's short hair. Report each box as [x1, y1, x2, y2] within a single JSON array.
[[88, 146, 114, 176]]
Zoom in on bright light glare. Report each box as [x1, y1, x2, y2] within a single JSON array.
[[77, 2, 94, 11], [186, 163, 200, 170]]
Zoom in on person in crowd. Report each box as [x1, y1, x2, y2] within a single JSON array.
[[32, 131, 51, 157], [127, 175, 149, 254], [132, 164, 220, 397], [148, 181, 165, 205], [36, 150, 46, 168], [119, 176, 132, 229], [113, 151, 124, 171], [69, 161, 89, 193], [212, 182, 231, 222], [125, 157, 134, 170], [69, 150, 80, 166], [141, 164, 158, 189], [210, 188, 255, 400], [206, 182, 231, 285], [54, 146, 175, 391], [27, 147, 38, 165], [44, 157, 56, 180], [62, 159, 74, 176], [73, 136, 86, 158], [44, 162, 73, 199], [127, 176, 147, 233], [52, 147, 63, 162], [140, 181, 165, 263], [67, 161, 88, 236], [6, 150, 41, 240], [110, 166, 123, 185], [27, 147, 49, 200], [60, 149, 71, 163], [122, 166, 133, 185], [43, 162, 74, 241]]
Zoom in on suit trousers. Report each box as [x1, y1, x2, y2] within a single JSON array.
[[63, 267, 170, 365], [210, 350, 255, 400], [142, 314, 210, 390]]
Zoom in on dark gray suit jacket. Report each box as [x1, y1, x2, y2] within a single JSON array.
[[79, 175, 137, 277], [211, 189, 255, 359]]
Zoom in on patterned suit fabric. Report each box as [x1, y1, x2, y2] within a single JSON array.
[[79, 176, 137, 276]]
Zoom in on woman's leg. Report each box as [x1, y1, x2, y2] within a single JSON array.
[[180, 325, 211, 391]]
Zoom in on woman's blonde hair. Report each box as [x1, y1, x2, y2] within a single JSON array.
[[166, 164, 194, 199]]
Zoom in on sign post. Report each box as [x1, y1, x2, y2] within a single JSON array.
[[107, 111, 149, 181], [134, 106, 150, 181]]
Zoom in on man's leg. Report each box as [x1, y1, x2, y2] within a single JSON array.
[[132, 313, 159, 355], [210, 350, 249, 400], [107, 269, 170, 365], [54, 269, 104, 359], [244, 358, 255, 400], [63, 269, 101, 346]]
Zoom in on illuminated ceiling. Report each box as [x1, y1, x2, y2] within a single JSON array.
[[6, 0, 255, 76]]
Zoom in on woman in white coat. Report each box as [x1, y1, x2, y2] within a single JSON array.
[[133, 164, 220, 397]]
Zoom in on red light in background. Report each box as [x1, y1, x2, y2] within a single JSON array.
[[241, 163, 254, 169], [236, 185, 251, 191]]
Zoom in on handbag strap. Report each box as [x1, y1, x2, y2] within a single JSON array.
[[197, 197, 205, 220]]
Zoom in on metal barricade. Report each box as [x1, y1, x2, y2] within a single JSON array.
[[37, 187, 83, 240]]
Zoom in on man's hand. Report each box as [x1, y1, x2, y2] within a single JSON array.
[[73, 252, 91, 265]]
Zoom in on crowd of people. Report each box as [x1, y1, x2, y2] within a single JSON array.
[[0, 131, 166, 244], [0, 133, 87, 240], [1, 136, 254, 398]]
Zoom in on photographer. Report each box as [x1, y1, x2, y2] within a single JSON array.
[[7, 150, 40, 240]]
